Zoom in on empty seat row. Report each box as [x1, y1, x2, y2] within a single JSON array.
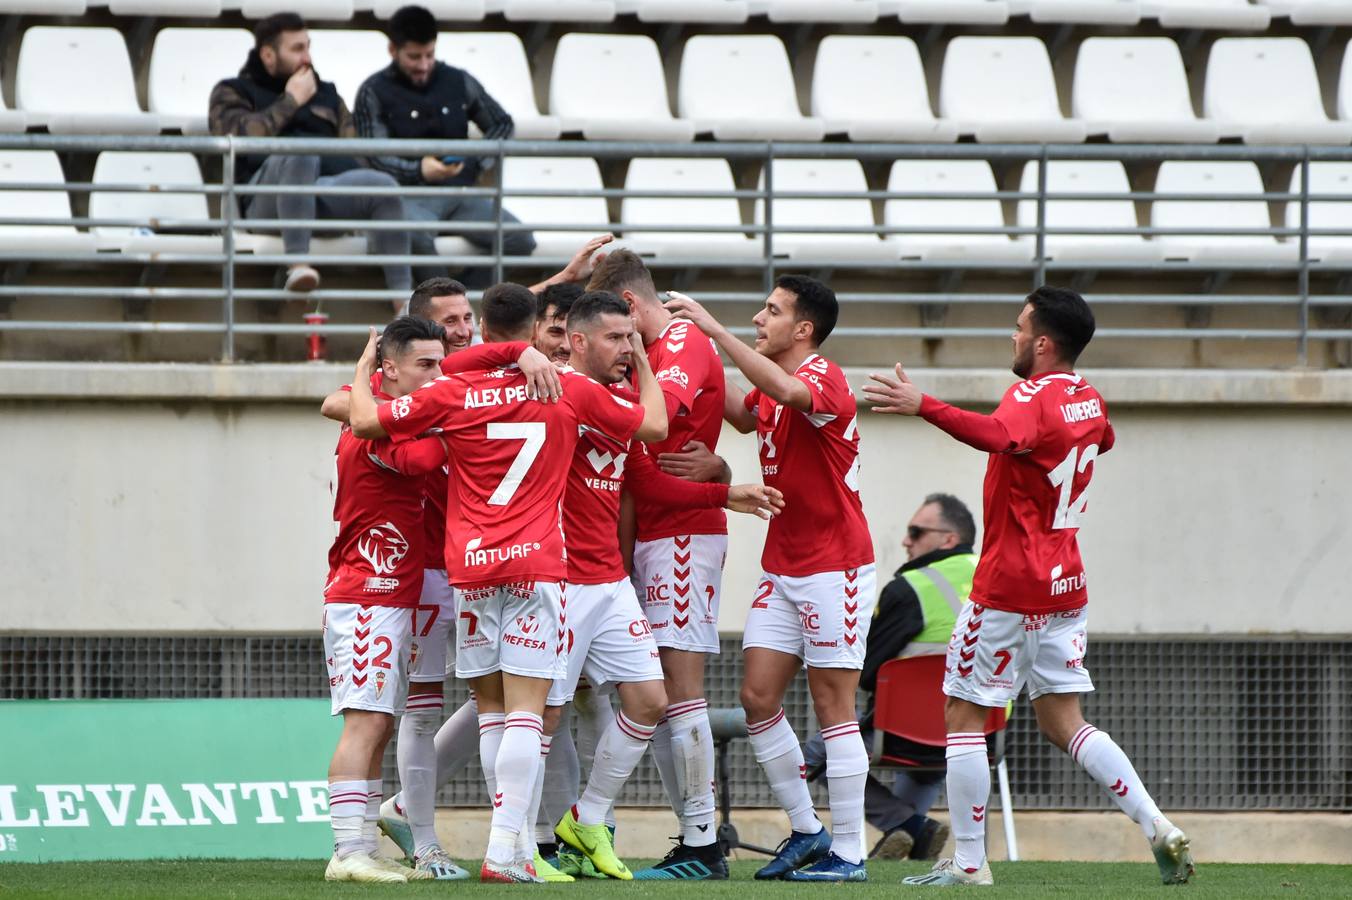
[[7, 149, 1352, 264], [13, 27, 1352, 146], [3, 0, 1345, 26]]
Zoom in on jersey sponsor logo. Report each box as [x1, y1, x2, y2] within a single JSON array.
[[357, 522, 410, 576], [656, 365, 690, 389], [1060, 397, 1103, 424], [516, 614, 540, 635], [362, 577, 400, 592], [1049, 563, 1087, 597], [463, 536, 542, 568], [464, 384, 534, 409], [585, 448, 628, 479], [390, 396, 412, 420]]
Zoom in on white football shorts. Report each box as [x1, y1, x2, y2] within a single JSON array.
[[454, 580, 566, 681], [632, 533, 726, 654], [323, 602, 412, 716], [409, 570, 456, 682], [742, 565, 878, 670], [942, 603, 1094, 706], [548, 579, 665, 706]]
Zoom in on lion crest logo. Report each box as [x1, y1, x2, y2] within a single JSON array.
[[358, 521, 410, 575]]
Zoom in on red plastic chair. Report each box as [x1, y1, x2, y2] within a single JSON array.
[[869, 654, 1019, 859]]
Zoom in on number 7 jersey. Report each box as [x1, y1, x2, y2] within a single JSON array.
[[974, 372, 1115, 615]]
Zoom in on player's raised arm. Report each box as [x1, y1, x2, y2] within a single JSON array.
[[864, 362, 1017, 454], [349, 328, 387, 439], [321, 388, 350, 423], [666, 292, 813, 414], [628, 329, 669, 443], [528, 233, 614, 292]]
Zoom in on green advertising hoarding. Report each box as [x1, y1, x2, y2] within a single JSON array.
[[0, 699, 341, 862]]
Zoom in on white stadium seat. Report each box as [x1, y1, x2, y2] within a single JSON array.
[[1338, 42, 1352, 122], [0, 0, 85, 12], [1140, 0, 1271, 30], [1017, 161, 1160, 262], [493, 0, 617, 21], [1286, 163, 1352, 262], [678, 36, 825, 141], [748, 0, 880, 22], [437, 33, 562, 139], [1073, 38, 1220, 143], [940, 37, 1087, 143], [1008, 0, 1141, 24], [460, 157, 611, 259], [550, 34, 694, 141], [0, 75, 27, 134], [0, 151, 96, 254], [1153, 161, 1294, 263], [885, 160, 1027, 262], [17, 28, 163, 135], [307, 30, 390, 109], [888, 0, 1010, 23], [236, 0, 355, 20], [622, 158, 759, 261], [614, 0, 750, 22], [362, 0, 487, 18], [1205, 38, 1352, 145], [812, 36, 958, 142], [149, 28, 254, 134], [108, 0, 223, 14], [1258, 0, 1352, 25], [754, 160, 896, 262], [90, 152, 222, 255]]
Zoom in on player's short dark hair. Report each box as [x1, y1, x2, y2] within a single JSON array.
[[775, 274, 838, 346], [379, 315, 446, 363], [387, 5, 437, 46], [1025, 286, 1096, 365], [924, 492, 977, 546], [586, 248, 657, 303], [254, 13, 306, 51], [408, 277, 467, 319], [480, 282, 537, 340], [566, 290, 630, 333], [537, 282, 583, 321]]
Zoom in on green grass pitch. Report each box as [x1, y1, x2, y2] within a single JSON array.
[[1, 859, 1349, 898]]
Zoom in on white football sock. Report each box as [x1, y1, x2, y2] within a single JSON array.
[[328, 780, 367, 859], [649, 717, 684, 822], [575, 712, 655, 826], [397, 692, 444, 856], [1069, 724, 1165, 841], [667, 700, 717, 847], [541, 709, 579, 841], [575, 688, 618, 827], [477, 712, 507, 810], [486, 712, 543, 864], [362, 780, 383, 854], [747, 709, 820, 835], [945, 733, 991, 872], [518, 734, 552, 858], [822, 721, 868, 864], [388, 696, 479, 814]]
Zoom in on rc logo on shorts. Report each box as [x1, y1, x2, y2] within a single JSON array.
[[628, 618, 653, 640], [799, 602, 820, 635], [357, 521, 410, 576]]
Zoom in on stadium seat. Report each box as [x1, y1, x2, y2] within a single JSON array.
[[884, 160, 1028, 262], [1007, 0, 1141, 24], [1338, 43, 1352, 123], [436, 33, 562, 139], [490, 0, 617, 21], [747, 0, 880, 22], [450, 156, 610, 259], [614, 0, 751, 22], [236, 0, 355, 19], [678, 36, 825, 141], [888, 0, 1010, 23], [1205, 38, 1352, 145], [362, 0, 487, 18], [812, 36, 959, 142], [307, 30, 390, 109], [754, 160, 896, 262], [1140, 0, 1270, 30], [939, 37, 1087, 143], [1287, 163, 1352, 262], [621, 158, 759, 261], [0, 0, 85, 12], [1072, 38, 1220, 143], [1153, 161, 1294, 263], [108, 0, 223, 14], [1258, 0, 1352, 25], [16, 27, 163, 135], [1017, 161, 1160, 262], [0, 151, 97, 254], [0, 76, 27, 134], [149, 28, 254, 134], [550, 34, 694, 141], [89, 152, 222, 256]]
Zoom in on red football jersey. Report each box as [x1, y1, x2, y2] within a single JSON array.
[[921, 372, 1115, 615], [324, 422, 447, 608], [745, 353, 873, 577], [566, 387, 730, 585], [635, 319, 728, 542], [377, 366, 646, 588]]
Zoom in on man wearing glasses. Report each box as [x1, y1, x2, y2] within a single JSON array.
[[804, 493, 977, 862]]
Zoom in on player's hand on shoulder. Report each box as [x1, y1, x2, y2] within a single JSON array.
[[517, 345, 562, 402], [727, 484, 785, 520], [863, 363, 922, 416]]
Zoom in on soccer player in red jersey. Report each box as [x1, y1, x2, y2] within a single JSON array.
[[667, 277, 876, 883], [864, 287, 1194, 887], [587, 251, 733, 875], [322, 316, 453, 884], [349, 283, 668, 883]]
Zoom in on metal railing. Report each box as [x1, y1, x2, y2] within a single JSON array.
[[3, 133, 1352, 364]]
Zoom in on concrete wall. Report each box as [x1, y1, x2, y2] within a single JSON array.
[[2, 364, 1350, 635]]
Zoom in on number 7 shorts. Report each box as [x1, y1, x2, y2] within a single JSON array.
[[454, 580, 566, 681], [409, 569, 457, 681], [942, 603, 1095, 706], [742, 565, 877, 669], [323, 602, 413, 716]]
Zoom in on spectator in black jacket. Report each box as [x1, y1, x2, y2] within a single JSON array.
[[353, 5, 537, 287]]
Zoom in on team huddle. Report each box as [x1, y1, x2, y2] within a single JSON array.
[[317, 242, 1195, 886]]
